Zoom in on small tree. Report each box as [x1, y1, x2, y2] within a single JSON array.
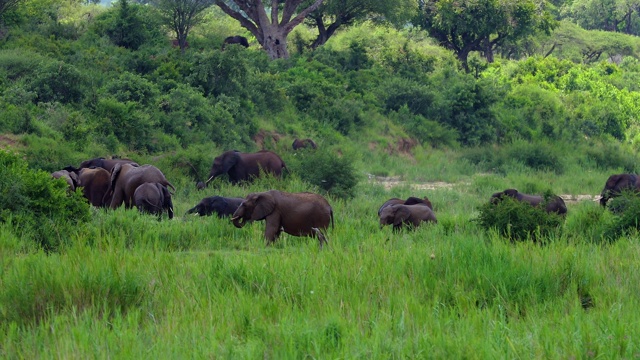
[[153, 0, 215, 52]]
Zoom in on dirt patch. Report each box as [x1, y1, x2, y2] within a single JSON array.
[[369, 175, 600, 203], [0, 134, 21, 149], [253, 129, 284, 150], [368, 175, 464, 191]]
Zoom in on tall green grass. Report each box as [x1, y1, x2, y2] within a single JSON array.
[[2, 145, 640, 358]]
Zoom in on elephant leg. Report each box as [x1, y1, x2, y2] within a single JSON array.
[[264, 221, 281, 246]]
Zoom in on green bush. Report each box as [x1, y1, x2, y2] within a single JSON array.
[[286, 149, 359, 199], [476, 194, 565, 242], [0, 150, 91, 251], [26, 60, 86, 104], [602, 192, 640, 241]]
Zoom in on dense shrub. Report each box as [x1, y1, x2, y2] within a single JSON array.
[[100, 71, 160, 106], [476, 193, 565, 242], [0, 150, 91, 251], [581, 141, 639, 172], [26, 60, 86, 104], [286, 149, 359, 199], [602, 192, 640, 241]]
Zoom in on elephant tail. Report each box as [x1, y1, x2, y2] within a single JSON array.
[[330, 208, 335, 229]]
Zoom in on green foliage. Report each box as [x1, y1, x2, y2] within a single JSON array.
[[390, 106, 459, 148], [100, 71, 160, 106], [602, 192, 640, 241], [26, 60, 86, 104], [90, 0, 161, 50], [95, 98, 156, 152], [476, 193, 564, 242], [461, 140, 564, 175], [286, 149, 359, 199], [0, 150, 90, 251]]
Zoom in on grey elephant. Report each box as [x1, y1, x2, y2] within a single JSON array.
[[108, 163, 175, 209], [490, 189, 567, 215], [231, 190, 333, 247], [292, 138, 317, 150], [379, 203, 437, 231], [76, 167, 112, 207], [205, 150, 286, 186], [185, 196, 244, 218], [65, 157, 138, 173], [378, 196, 433, 216], [134, 183, 174, 219], [51, 170, 78, 191], [600, 174, 640, 206]]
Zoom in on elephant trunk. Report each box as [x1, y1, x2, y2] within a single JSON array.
[[185, 206, 197, 215], [231, 215, 247, 228]]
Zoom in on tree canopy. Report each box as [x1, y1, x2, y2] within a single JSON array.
[[417, 0, 556, 71], [303, 0, 417, 49]]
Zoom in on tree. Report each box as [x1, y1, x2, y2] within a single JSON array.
[[416, 0, 555, 71], [215, 0, 324, 59], [565, 0, 640, 35], [153, 0, 215, 52], [303, 0, 417, 49]]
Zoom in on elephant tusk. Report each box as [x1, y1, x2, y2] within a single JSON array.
[[205, 175, 214, 184], [231, 216, 239, 221]]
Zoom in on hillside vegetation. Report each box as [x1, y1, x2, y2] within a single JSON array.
[[3, 1, 640, 357]]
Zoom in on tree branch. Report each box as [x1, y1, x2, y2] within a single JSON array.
[[283, 0, 323, 33]]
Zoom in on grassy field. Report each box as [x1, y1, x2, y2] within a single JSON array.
[[2, 146, 640, 359]]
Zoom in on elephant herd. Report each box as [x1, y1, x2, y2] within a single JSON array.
[[52, 151, 638, 247]]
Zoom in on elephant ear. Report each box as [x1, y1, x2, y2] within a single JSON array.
[[252, 193, 275, 221], [223, 152, 240, 173], [393, 206, 411, 227], [110, 163, 123, 189], [504, 189, 519, 197], [158, 184, 174, 219]]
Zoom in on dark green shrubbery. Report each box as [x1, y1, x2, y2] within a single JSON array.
[[476, 193, 565, 242], [0, 150, 91, 251], [286, 149, 359, 199], [462, 140, 564, 175], [602, 192, 640, 241]]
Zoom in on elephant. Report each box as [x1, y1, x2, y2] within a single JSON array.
[[76, 167, 112, 207], [108, 163, 175, 209], [222, 35, 249, 49], [490, 189, 567, 215], [379, 203, 437, 231], [51, 170, 78, 191], [185, 196, 244, 218], [65, 157, 138, 173], [231, 190, 334, 247], [378, 196, 433, 216], [134, 183, 174, 219], [205, 150, 286, 186], [600, 174, 640, 206], [292, 138, 317, 150]]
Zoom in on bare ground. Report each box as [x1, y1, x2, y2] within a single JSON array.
[[368, 175, 599, 204]]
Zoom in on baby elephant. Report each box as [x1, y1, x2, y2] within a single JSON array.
[[378, 196, 433, 217], [292, 138, 317, 150], [185, 196, 244, 218], [134, 183, 174, 219], [490, 189, 567, 215], [379, 203, 437, 231]]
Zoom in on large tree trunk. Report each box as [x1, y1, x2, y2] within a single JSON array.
[[262, 25, 289, 59]]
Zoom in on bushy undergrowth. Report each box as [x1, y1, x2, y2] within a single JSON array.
[[285, 148, 359, 199], [602, 192, 640, 241], [476, 194, 565, 242], [0, 150, 90, 251]]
